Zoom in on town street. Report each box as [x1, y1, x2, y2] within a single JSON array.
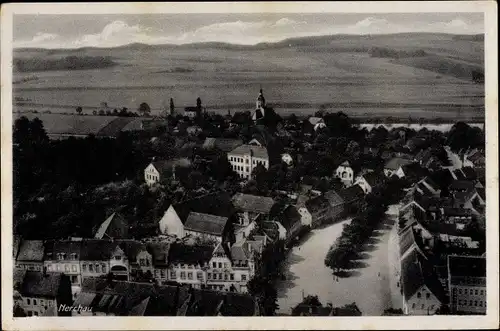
[[277, 208, 402, 315]]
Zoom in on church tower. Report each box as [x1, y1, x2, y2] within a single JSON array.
[[256, 87, 266, 110]]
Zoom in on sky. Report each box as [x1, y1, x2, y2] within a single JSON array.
[[13, 13, 484, 49]]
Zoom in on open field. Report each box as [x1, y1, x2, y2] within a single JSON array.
[[13, 33, 484, 120]]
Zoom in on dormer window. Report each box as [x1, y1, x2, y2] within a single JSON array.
[[70, 253, 77, 260], [114, 256, 121, 261]]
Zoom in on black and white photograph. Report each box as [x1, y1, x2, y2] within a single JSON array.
[[1, 2, 498, 330]]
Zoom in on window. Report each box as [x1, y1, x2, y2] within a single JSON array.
[[426, 293, 430, 299], [180, 272, 186, 279], [188, 272, 193, 280], [33, 299, 37, 306], [245, 159, 249, 164], [480, 290, 484, 295], [474, 301, 478, 306], [479, 301, 483, 307], [65, 265, 70, 272], [241, 275, 247, 281], [27, 311, 33, 317], [230, 274, 234, 280], [160, 270, 166, 279], [218, 274, 223, 280], [245, 167, 249, 172], [34, 311, 39, 316], [412, 303, 415, 309], [95, 264, 100, 273], [208, 273, 212, 280], [224, 274, 228, 280], [82, 264, 87, 272], [475, 289, 479, 295], [470, 300, 473, 306], [170, 271, 176, 279], [72, 265, 77, 272], [197, 272, 203, 280], [102, 264, 106, 273], [140, 259, 146, 267], [114, 256, 121, 260], [218, 262, 222, 269], [421, 304, 424, 309], [89, 264, 94, 272], [464, 289, 468, 295]]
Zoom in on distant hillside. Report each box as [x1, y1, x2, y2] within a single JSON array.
[[13, 55, 117, 72]]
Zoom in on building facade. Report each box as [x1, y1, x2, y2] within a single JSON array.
[[227, 145, 269, 179]]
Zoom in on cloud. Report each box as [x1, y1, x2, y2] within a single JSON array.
[[14, 16, 484, 49]]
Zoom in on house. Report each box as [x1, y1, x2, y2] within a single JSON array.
[[400, 249, 446, 315], [148, 242, 171, 285], [94, 212, 128, 240], [324, 189, 345, 221], [338, 185, 365, 212], [14, 270, 73, 316], [299, 195, 331, 228], [307, 117, 326, 131], [384, 157, 414, 177], [15, 240, 45, 272], [44, 240, 83, 298], [463, 149, 485, 169], [231, 193, 276, 241], [158, 192, 235, 239], [415, 177, 441, 197], [79, 239, 117, 284], [451, 189, 485, 216], [184, 212, 232, 244], [144, 158, 192, 186], [281, 153, 293, 166], [335, 161, 355, 187], [168, 243, 213, 289], [447, 255, 486, 314], [227, 144, 269, 179], [399, 163, 428, 182], [186, 125, 202, 135], [274, 205, 304, 244], [118, 240, 154, 282], [202, 138, 243, 153], [208, 239, 257, 293], [355, 172, 385, 194]]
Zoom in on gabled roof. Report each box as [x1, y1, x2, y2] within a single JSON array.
[[449, 180, 475, 191], [44, 240, 82, 260], [80, 239, 117, 261], [150, 158, 192, 175], [401, 249, 446, 304], [168, 243, 213, 265], [338, 160, 350, 167], [171, 192, 235, 224], [231, 240, 251, 261], [324, 190, 344, 207], [202, 138, 243, 152], [384, 157, 413, 170], [401, 163, 427, 179], [228, 144, 268, 159], [308, 117, 324, 126], [276, 205, 302, 232], [232, 193, 275, 215], [94, 212, 127, 239], [362, 172, 385, 187], [304, 195, 330, 213], [338, 185, 364, 203], [184, 212, 229, 236], [20, 271, 65, 298], [16, 240, 45, 262]]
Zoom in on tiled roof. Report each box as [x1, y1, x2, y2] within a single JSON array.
[[384, 157, 413, 170], [20, 271, 65, 298], [171, 192, 235, 224], [449, 180, 475, 192], [231, 241, 251, 261], [232, 193, 275, 214], [151, 158, 192, 175], [276, 205, 302, 232], [202, 138, 243, 152], [401, 163, 427, 179], [116, 240, 147, 263], [362, 172, 385, 187], [338, 185, 364, 203], [448, 255, 486, 278], [44, 240, 82, 260], [16, 240, 45, 262], [228, 144, 268, 159], [80, 239, 117, 261], [324, 190, 344, 207], [304, 195, 330, 213], [185, 212, 228, 236], [94, 212, 128, 239], [168, 243, 213, 265], [401, 249, 446, 303]]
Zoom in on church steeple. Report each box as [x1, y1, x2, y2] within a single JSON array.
[[256, 86, 266, 109]]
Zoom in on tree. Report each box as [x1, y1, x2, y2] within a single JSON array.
[[138, 102, 151, 117], [247, 276, 278, 315], [169, 98, 175, 115], [196, 97, 202, 110], [76, 106, 83, 115]]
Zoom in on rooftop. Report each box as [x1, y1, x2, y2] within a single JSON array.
[[16, 240, 45, 262], [228, 144, 268, 159], [384, 157, 414, 170], [448, 255, 486, 278], [184, 212, 229, 236], [232, 193, 275, 215], [20, 271, 66, 298]]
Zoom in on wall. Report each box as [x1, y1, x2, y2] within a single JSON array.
[[144, 164, 160, 186], [21, 296, 57, 316], [159, 206, 185, 237], [404, 285, 441, 315]]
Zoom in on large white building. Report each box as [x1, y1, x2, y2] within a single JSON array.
[[227, 144, 269, 179]]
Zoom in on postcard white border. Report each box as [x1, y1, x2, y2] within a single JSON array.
[[1, 2, 498, 330]]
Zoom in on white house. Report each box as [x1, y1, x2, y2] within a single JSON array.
[[167, 243, 212, 289], [384, 157, 414, 178], [159, 205, 186, 238], [183, 212, 230, 244], [335, 161, 355, 187], [401, 249, 445, 315], [144, 158, 191, 186], [227, 144, 269, 179], [354, 172, 385, 194]]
